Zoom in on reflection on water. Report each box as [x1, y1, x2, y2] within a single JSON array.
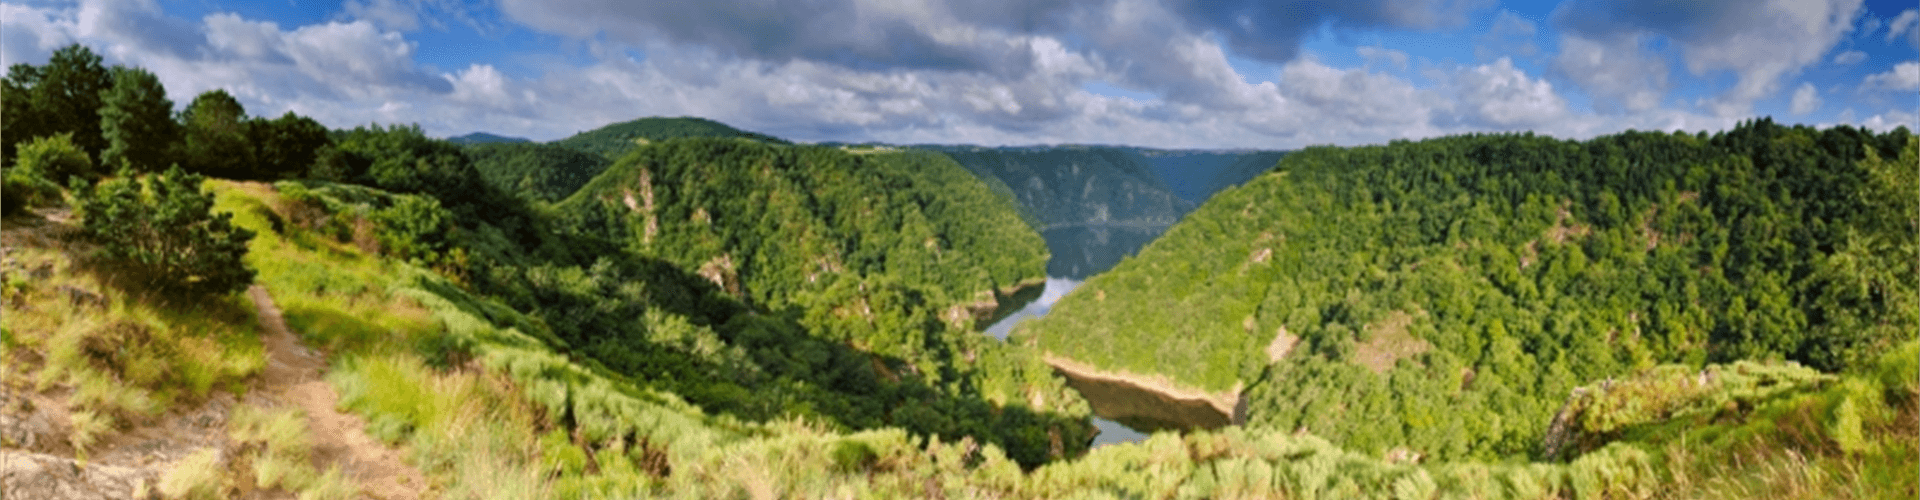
[[984, 277, 1080, 340], [1090, 417, 1150, 447]]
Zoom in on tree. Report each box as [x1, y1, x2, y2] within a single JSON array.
[[247, 112, 331, 179], [30, 45, 114, 157], [180, 89, 253, 178], [75, 165, 256, 297], [99, 66, 179, 172], [1, 74, 45, 167]]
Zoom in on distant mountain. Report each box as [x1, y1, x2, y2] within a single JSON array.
[[553, 116, 788, 159], [446, 132, 531, 145], [920, 145, 1194, 228], [1130, 149, 1286, 204]]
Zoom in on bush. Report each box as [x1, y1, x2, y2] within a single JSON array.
[[2, 163, 62, 215], [15, 132, 95, 184], [75, 165, 256, 297]]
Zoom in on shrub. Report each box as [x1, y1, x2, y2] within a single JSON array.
[[75, 165, 255, 297], [16, 132, 94, 184], [2, 162, 61, 215]]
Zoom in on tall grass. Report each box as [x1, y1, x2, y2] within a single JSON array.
[[1, 244, 262, 455]]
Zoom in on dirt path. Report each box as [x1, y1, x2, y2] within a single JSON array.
[[249, 285, 426, 500]]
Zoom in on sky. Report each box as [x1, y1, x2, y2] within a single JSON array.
[[2, 0, 1916, 149]]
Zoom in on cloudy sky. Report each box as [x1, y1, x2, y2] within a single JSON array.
[[4, 0, 1916, 148]]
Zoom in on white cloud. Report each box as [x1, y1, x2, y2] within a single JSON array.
[[1452, 57, 1569, 127], [1888, 9, 1919, 48], [1863, 60, 1920, 91], [0, 3, 76, 68], [1832, 50, 1867, 65], [1553, 0, 1864, 117], [1790, 82, 1821, 115], [1553, 34, 1668, 112]]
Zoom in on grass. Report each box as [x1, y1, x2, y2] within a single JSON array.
[[158, 448, 226, 500], [0, 240, 263, 457]]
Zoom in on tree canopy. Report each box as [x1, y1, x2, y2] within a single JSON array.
[[1021, 120, 1918, 461]]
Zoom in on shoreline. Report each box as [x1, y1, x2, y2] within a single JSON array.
[[1042, 354, 1239, 430]]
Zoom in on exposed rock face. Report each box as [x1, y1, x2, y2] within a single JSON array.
[[0, 450, 156, 500]]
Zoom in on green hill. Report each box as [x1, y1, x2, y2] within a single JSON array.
[[446, 131, 531, 145], [1019, 120, 1917, 460], [553, 116, 788, 159], [559, 138, 1047, 314]]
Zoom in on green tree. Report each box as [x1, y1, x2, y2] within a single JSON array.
[[15, 133, 95, 184], [29, 45, 114, 156], [247, 111, 331, 179], [99, 66, 179, 172], [76, 165, 256, 297], [1, 74, 44, 167], [180, 89, 253, 178]]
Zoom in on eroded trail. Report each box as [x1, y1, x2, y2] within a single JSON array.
[[249, 285, 426, 500]]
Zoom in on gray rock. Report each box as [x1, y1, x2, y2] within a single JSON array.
[[0, 450, 157, 500]]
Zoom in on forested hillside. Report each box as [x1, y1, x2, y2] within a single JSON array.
[[558, 139, 1048, 317], [465, 141, 613, 202], [1021, 120, 1917, 460], [552, 116, 788, 159]]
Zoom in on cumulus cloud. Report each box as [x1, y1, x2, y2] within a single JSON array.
[[1450, 57, 1570, 127], [0, 0, 452, 129], [1863, 60, 1920, 91], [6, 0, 1903, 153], [1552, 0, 1863, 117], [1552, 34, 1668, 112], [1790, 82, 1821, 115], [1166, 0, 1492, 62]]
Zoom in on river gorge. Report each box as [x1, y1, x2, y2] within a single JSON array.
[[982, 225, 1237, 447]]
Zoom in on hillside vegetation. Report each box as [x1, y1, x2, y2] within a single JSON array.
[[1022, 120, 1917, 461], [464, 141, 613, 203], [3, 43, 1912, 499], [552, 116, 788, 159]]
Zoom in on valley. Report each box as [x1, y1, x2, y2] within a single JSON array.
[[1, 45, 1913, 498]]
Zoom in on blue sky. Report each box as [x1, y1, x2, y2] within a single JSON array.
[[3, 0, 1915, 148]]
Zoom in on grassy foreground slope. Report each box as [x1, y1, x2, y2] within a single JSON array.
[[1021, 119, 1916, 460]]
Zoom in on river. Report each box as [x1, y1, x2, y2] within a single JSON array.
[[983, 225, 1175, 447]]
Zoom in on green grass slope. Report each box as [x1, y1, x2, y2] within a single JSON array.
[[1021, 119, 1917, 460]]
